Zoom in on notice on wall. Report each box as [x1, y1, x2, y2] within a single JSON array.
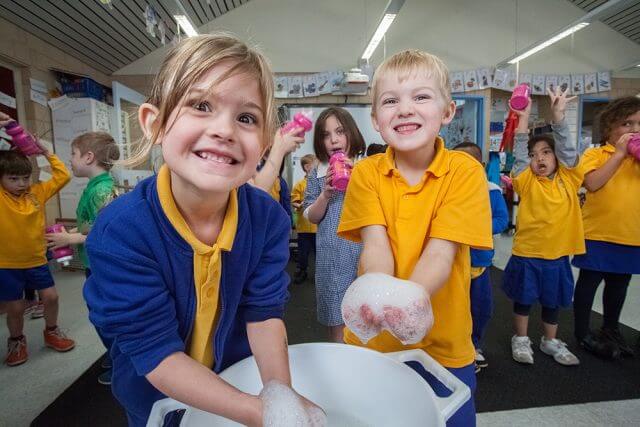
[[29, 78, 48, 94], [30, 89, 48, 107], [0, 91, 16, 109]]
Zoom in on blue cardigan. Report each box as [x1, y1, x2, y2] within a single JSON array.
[[471, 182, 509, 267], [83, 175, 291, 426]]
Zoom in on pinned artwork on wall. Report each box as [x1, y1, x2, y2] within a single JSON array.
[[532, 75, 546, 95], [463, 70, 479, 91], [558, 75, 571, 93], [597, 71, 611, 92], [317, 72, 332, 95], [571, 74, 585, 95], [450, 72, 464, 93], [545, 75, 558, 93], [275, 77, 288, 98], [477, 68, 492, 89], [584, 73, 597, 94], [303, 75, 318, 97], [288, 76, 303, 98], [492, 69, 508, 90]]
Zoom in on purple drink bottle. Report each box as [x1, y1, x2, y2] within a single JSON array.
[[628, 133, 640, 161], [510, 83, 531, 111], [4, 121, 44, 156], [280, 112, 313, 137], [45, 224, 74, 266], [329, 151, 351, 191]]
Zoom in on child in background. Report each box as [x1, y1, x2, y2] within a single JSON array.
[[291, 154, 317, 284], [0, 112, 75, 367], [365, 143, 387, 156], [303, 107, 365, 343], [338, 50, 492, 427], [572, 96, 640, 358], [453, 142, 508, 372], [45, 131, 119, 385], [83, 34, 322, 426], [502, 88, 583, 367]]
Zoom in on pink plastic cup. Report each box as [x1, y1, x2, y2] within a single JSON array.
[[45, 224, 74, 266], [329, 151, 351, 191], [628, 133, 640, 161], [510, 83, 531, 111], [4, 121, 44, 156], [281, 112, 313, 137]]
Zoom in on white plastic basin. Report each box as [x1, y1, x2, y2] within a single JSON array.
[[148, 343, 469, 427]]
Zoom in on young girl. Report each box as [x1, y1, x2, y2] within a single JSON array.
[[502, 88, 583, 366], [83, 34, 321, 426], [572, 96, 640, 358], [303, 107, 365, 343]]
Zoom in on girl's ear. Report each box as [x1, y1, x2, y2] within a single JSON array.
[[138, 103, 160, 141]]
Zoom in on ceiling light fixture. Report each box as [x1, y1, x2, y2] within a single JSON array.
[[508, 22, 589, 64], [174, 15, 198, 37], [361, 0, 405, 61]]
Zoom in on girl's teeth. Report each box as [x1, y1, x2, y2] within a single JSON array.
[[199, 152, 232, 164]]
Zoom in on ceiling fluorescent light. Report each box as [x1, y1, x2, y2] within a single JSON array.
[[362, 13, 397, 60], [508, 22, 589, 64], [174, 15, 198, 37]]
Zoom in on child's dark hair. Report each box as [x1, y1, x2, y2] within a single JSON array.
[[0, 150, 32, 177], [313, 107, 366, 162], [527, 134, 556, 155], [597, 96, 640, 145], [453, 142, 482, 160], [366, 143, 387, 156], [71, 132, 120, 171]]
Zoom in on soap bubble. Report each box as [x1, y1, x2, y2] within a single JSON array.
[[341, 273, 434, 345], [260, 381, 327, 427]]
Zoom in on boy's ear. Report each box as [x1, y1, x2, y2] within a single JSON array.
[[441, 100, 456, 126], [84, 151, 96, 165], [138, 103, 160, 141], [371, 114, 380, 132]]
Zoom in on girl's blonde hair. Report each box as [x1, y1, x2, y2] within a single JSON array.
[[123, 33, 276, 167]]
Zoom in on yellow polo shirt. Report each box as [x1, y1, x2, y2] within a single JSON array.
[[337, 138, 493, 368], [580, 144, 640, 246], [511, 165, 585, 259], [291, 178, 317, 234], [157, 165, 238, 368], [0, 154, 70, 268], [269, 178, 281, 202]]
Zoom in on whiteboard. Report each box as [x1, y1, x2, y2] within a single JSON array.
[[287, 105, 381, 185]]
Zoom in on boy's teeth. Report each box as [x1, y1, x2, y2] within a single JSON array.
[[198, 151, 232, 164], [396, 124, 419, 132]]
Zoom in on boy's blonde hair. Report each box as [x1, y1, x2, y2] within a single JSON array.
[[300, 154, 316, 171], [124, 33, 276, 166], [371, 49, 451, 115], [71, 132, 120, 171]]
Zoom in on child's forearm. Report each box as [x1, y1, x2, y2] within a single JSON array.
[[409, 238, 457, 296], [583, 152, 626, 192], [46, 154, 72, 189], [511, 133, 531, 177], [253, 149, 286, 192], [146, 352, 262, 426], [551, 120, 578, 167], [305, 193, 330, 224], [247, 318, 291, 386], [360, 225, 395, 276]]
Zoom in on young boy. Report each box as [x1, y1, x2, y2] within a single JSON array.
[[290, 154, 317, 284], [453, 142, 509, 372], [337, 50, 492, 427], [45, 131, 119, 384], [0, 113, 75, 366]]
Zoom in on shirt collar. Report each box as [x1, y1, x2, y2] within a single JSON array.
[[602, 143, 616, 153], [377, 136, 449, 178], [156, 165, 237, 254]]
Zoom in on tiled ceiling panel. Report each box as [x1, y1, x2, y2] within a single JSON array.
[[0, 0, 250, 75]]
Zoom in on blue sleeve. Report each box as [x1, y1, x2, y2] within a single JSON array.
[[303, 168, 320, 210], [278, 177, 292, 222], [240, 206, 291, 322], [83, 212, 184, 376], [490, 189, 509, 234]]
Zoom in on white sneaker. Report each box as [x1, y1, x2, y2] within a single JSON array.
[[540, 337, 580, 366], [475, 348, 488, 368], [511, 335, 534, 364]]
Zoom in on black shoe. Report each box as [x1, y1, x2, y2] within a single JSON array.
[[98, 369, 112, 385], [100, 354, 112, 369], [602, 328, 635, 358], [581, 330, 622, 360]]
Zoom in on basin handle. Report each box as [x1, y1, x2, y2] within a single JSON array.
[[386, 349, 470, 421], [146, 398, 189, 427]]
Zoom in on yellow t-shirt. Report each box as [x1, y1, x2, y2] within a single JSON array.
[[337, 138, 493, 368], [580, 144, 640, 246], [157, 165, 238, 369], [0, 154, 70, 268], [291, 178, 317, 234], [269, 178, 281, 202], [511, 165, 585, 259]]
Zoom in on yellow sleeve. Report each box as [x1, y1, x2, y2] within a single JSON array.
[[579, 147, 604, 175], [337, 160, 386, 242], [268, 179, 280, 202], [291, 180, 304, 205], [430, 163, 493, 250], [512, 167, 533, 196], [561, 163, 586, 191], [31, 154, 71, 202]]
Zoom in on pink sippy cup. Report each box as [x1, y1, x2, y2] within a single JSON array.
[[280, 112, 313, 137], [628, 133, 640, 161], [45, 224, 74, 267], [329, 151, 351, 191], [510, 83, 531, 111], [4, 121, 44, 156]]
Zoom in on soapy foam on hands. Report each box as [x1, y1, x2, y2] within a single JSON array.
[[260, 381, 327, 427], [341, 273, 434, 345]]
